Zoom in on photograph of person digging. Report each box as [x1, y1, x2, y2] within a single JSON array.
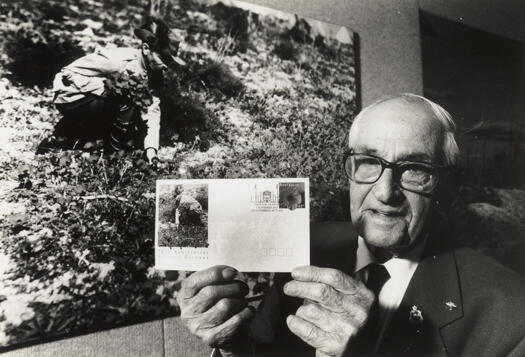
[[158, 183, 209, 248], [36, 16, 186, 163]]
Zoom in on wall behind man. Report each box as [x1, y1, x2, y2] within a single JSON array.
[[244, 0, 423, 107], [419, 0, 525, 43], [418, 1, 525, 188]]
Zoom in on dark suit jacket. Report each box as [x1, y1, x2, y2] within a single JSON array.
[[249, 222, 525, 356]]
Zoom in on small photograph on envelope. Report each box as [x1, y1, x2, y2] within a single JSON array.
[[279, 182, 305, 210], [158, 183, 209, 248]]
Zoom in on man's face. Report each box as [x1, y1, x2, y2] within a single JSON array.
[[348, 99, 442, 254], [143, 46, 167, 93], [147, 51, 167, 72], [143, 45, 167, 73]]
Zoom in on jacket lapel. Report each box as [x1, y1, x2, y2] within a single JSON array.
[[379, 246, 464, 355]]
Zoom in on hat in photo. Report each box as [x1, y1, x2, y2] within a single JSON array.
[[134, 17, 186, 66]]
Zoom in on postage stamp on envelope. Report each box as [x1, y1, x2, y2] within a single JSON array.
[[278, 182, 305, 210]]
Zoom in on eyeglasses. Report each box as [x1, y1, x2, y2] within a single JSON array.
[[343, 150, 443, 194]]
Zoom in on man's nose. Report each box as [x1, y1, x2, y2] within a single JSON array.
[[372, 168, 400, 203]]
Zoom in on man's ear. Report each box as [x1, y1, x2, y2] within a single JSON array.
[[142, 42, 150, 53]]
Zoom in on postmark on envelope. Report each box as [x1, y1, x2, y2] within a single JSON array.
[[250, 182, 279, 211]]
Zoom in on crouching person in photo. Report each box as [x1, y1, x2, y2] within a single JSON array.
[[37, 17, 184, 163]]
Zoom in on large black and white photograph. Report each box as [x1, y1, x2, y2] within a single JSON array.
[[1, 0, 525, 355], [0, 0, 357, 350]]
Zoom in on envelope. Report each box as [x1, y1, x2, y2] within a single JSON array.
[[155, 178, 310, 272]]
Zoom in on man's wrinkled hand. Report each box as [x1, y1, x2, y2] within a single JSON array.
[[176, 265, 254, 349], [283, 266, 375, 357]]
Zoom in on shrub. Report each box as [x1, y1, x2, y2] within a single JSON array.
[[3, 22, 85, 87], [289, 17, 313, 44], [1, 1, 85, 86], [197, 61, 244, 97], [104, 70, 153, 113], [209, 2, 251, 53], [273, 37, 297, 61]]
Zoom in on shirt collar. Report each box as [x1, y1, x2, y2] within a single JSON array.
[[354, 235, 428, 278], [354, 237, 376, 273]]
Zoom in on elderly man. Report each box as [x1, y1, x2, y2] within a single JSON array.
[[177, 94, 525, 356]]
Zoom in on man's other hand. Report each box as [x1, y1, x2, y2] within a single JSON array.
[[283, 266, 375, 357], [177, 265, 254, 349]]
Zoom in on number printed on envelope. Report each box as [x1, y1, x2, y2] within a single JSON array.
[[155, 178, 309, 272]]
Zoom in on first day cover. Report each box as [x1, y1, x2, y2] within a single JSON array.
[[155, 178, 310, 272]]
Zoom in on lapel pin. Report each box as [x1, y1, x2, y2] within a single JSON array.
[[409, 305, 424, 324], [445, 301, 457, 311]]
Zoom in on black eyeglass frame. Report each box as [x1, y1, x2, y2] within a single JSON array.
[[343, 150, 446, 194]]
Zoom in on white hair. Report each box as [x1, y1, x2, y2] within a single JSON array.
[[348, 93, 460, 166]]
